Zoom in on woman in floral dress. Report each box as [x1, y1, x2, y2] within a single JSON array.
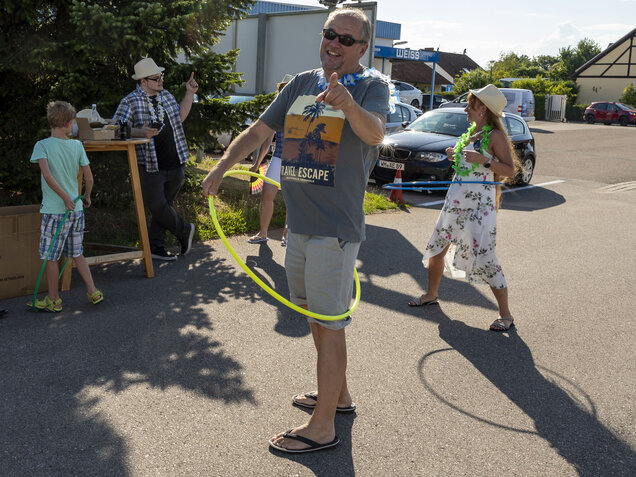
[[408, 84, 518, 331]]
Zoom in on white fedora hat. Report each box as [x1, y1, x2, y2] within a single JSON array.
[[132, 57, 165, 80], [469, 84, 507, 117]]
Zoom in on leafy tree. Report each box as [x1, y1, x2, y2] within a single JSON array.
[[452, 69, 492, 95], [534, 54, 560, 72], [0, 0, 263, 203], [619, 83, 636, 107], [492, 52, 537, 79], [552, 38, 601, 80]]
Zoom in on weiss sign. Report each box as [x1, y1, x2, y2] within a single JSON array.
[[374, 46, 439, 62]]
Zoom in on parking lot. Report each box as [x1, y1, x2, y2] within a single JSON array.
[[1, 121, 635, 476], [380, 119, 636, 206]]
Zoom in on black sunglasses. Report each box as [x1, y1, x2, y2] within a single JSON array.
[[146, 73, 164, 82], [322, 28, 366, 47]]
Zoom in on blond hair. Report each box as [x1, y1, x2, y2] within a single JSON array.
[[46, 101, 76, 128]]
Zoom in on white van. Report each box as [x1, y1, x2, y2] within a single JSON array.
[[500, 88, 535, 122], [440, 87, 535, 122]]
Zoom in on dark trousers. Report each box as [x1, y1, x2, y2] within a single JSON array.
[[138, 165, 187, 252]]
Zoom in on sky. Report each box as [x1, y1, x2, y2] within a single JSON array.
[[276, 0, 636, 68]]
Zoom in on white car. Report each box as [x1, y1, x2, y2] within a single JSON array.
[[385, 101, 422, 133], [391, 80, 424, 108]]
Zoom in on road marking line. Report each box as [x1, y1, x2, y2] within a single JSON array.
[[414, 180, 566, 207]]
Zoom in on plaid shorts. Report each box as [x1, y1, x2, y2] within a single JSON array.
[[39, 211, 85, 261]]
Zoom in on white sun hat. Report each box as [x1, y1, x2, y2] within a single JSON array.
[[469, 84, 507, 117], [132, 57, 165, 80]]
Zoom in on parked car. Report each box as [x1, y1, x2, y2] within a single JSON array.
[[385, 101, 422, 133], [584, 101, 636, 126], [371, 107, 536, 187], [421, 93, 448, 111], [391, 80, 424, 108], [440, 88, 535, 122]]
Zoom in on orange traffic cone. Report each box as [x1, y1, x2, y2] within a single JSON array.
[[389, 169, 405, 204]]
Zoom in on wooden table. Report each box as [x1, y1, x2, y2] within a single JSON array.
[[60, 139, 154, 290]]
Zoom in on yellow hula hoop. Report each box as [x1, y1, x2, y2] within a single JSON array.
[[208, 169, 361, 321]]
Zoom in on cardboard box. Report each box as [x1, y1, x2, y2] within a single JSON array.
[[76, 117, 115, 141], [0, 205, 49, 299]]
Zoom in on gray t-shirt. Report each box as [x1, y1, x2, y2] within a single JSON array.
[[260, 68, 389, 242]]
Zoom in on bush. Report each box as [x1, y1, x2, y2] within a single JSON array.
[[534, 94, 546, 120], [510, 77, 578, 104], [439, 91, 458, 100], [565, 104, 589, 122], [620, 84, 636, 107]]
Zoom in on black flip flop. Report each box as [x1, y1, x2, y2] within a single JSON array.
[[269, 430, 339, 453], [292, 392, 356, 413]]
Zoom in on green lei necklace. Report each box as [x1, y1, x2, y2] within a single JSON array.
[[452, 123, 493, 177]]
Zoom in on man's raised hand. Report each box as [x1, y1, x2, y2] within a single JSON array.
[[186, 72, 198, 94], [316, 72, 353, 112]]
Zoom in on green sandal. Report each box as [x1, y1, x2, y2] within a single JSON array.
[[87, 289, 104, 305], [30, 296, 63, 312]]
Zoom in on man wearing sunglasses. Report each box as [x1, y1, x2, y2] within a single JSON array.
[[203, 7, 389, 454], [114, 57, 197, 261]]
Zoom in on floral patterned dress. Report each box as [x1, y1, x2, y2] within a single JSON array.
[[422, 143, 507, 288]]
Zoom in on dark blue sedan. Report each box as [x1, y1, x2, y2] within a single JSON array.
[[371, 108, 536, 186]]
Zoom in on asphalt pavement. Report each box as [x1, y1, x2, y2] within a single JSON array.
[[1, 122, 635, 476]]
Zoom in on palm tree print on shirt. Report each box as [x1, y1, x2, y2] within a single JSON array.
[[302, 102, 326, 134], [299, 123, 327, 161]]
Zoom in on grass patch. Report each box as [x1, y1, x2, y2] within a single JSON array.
[[84, 155, 404, 247]]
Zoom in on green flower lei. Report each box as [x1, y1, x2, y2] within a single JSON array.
[[452, 123, 493, 177]]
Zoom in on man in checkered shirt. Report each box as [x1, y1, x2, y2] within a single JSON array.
[[114, 57, 197, 261]]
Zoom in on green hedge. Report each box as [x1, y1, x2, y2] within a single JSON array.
[[534, 94, 545, 120], [566, 104, 589, 122]]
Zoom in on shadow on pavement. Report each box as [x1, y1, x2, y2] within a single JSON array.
[[244, 242, 310, 338], [409, 185, 566, 212], [500, 186, 566, 211], [0, 243, 258, 475], [529, 127, 555, 134], [417, 307, 636, 476], [358, 224, 636, 476]]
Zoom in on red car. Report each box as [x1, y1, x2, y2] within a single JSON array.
[[584, 101, 636, 126]]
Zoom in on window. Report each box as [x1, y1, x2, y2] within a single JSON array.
[[400, 105, 411, 122], [387, 107, 403, 123], [595, 103, 608, 111], [505, 117, 525, 136], [502, 91, 516, 106]]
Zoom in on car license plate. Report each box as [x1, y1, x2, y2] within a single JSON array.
[[378, 159, 404, 171]]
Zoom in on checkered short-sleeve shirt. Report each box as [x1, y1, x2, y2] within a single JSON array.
[[113, 85, 190, 172]]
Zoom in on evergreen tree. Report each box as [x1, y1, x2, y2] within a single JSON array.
[[0, 0, 267, 201]]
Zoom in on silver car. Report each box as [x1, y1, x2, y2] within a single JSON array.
[[440, 87, 535, 122]]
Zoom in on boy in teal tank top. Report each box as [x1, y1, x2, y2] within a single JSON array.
[[29, 101, 103, 312]]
